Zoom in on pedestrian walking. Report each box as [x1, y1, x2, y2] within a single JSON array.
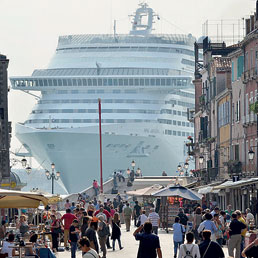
[[69, 219, 80, 258], [236, 210, 247, 257], [199, 230, 224, 258], [118, 201, 124, 224], [93, 180, 99, 196], [50, 214, 61, 252], [245, 208, 254, 226], [123, 203, 133, 232], [133, 201, 142, 227], [81, 216, 92, 237], [198, 213, 217, 241], [133, 222, 162, 258], [111, 212, 123, 251], [173, 216, 185, 258], [214, 214, 224, 246], [148, 208, 160, 235], [61, 209, 77, 250], [178, 232, 200, 258], [193, 207, 203, 244], [79, 237, 99, 258], [228, 212, 246, 258], [177, 208, 188, 227], [85, 220, 99, 254], [98, 215, 109, 258], [139, 210, 148, 226]]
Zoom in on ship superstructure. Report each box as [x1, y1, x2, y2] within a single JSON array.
[[11, 4, 195, 193]]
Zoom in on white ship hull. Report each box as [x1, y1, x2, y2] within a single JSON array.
[[16, 123, 186, 193], [11, 4, 196, 193]]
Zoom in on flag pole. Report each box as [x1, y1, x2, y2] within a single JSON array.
[[98, 98, 103, 193]]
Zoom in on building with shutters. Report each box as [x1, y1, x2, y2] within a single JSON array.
[[192, 39, 236, 183], [0, 54, 11, 185], [241, 25, 258, 177]]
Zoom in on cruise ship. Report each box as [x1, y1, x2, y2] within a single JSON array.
[[11, 3, 195, 193]]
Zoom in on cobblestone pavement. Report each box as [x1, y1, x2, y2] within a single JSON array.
[[56, 224, 229, 257]]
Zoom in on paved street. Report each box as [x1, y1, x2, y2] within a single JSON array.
[[56, 224, 229, 258]]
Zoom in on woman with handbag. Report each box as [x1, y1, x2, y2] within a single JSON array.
[[97, 215, 109, 258], [111, 213, 123, 251], [50, 214, 61, 252]]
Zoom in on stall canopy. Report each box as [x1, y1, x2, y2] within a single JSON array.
[[0, 189, 49, 208], [152, 184, 203, 201], [127, 184, 163, 196]]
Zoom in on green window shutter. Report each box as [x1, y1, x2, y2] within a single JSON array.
[[232, 61, 234, 82], [237, 56, 244, 79]]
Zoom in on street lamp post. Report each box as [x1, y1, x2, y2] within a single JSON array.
[[184, 162, 189, 176], [45, 163, 60, 194]]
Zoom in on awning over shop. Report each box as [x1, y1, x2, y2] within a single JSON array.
[[152, 184, 203, 201], [127, 184, 163, 196], [213, 178, 258, 190], [0, 189, 49, 208]]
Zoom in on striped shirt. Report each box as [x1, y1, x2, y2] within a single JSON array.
[[148, 212, 160, 227]]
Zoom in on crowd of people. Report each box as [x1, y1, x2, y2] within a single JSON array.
[[1, 193, 258, 258]]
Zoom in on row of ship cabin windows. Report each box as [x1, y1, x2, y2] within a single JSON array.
[[38, 98, 194, 109], [26, 118, 194, 128], [57, 46, 195, 56], [25, 119, 157, 124], [13, 77, 190, 88], [165, 130, 194, 137], [158, 119, 194, 127], [31, 108, 188, 117]]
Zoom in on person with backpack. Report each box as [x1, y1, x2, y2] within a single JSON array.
[[97, 215, 109, 258], [173, 216, 186, 258], [178, 232, 200, 258]]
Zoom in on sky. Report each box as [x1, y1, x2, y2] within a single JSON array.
[[0, 0, 255, 155]]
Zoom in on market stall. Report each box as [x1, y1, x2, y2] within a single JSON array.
[[152, 184, 202, 232], [127, 184, 163, 215]]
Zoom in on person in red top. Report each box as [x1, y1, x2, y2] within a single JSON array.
[[93, 180, 99, 196], [61, 209, 77, 250]]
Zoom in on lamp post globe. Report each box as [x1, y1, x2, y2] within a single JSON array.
[[21, 158, 27, 168], [26, 166, 32, 174], [184, 162, 189, 169], [248, 149, 255, 161], [131, 160, 136, 168], [56, 171, 61, 178], [45, 170, 50, 177], [199, 155, 204, 165], [51, 163, 55, 170], [177, 164, 182, 171]]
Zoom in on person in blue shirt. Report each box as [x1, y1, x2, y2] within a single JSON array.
[[173, 216, 185, 258], [133, 222, 162, 258], [198, 213, 217, 241]]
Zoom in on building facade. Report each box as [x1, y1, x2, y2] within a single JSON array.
[[0, 54, 11, 184]]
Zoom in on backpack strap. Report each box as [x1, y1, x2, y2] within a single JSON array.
[[189, 244, 194, 254], [182, 244, 187, 254]]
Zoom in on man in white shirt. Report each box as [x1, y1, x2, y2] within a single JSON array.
[[148, 208, 160, 235], [245, 208, 254, 225], [178, 232, 200, 258], [139, 210, 148, 226], [79, 237, 99, 258]]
